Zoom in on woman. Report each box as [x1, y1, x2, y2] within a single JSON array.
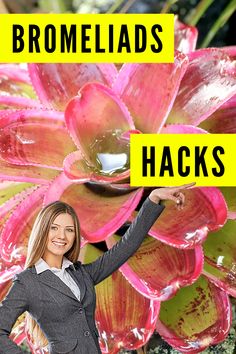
[[0, 182, 195, 354]]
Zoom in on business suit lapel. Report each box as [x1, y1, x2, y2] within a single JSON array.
[[66, 267, 86, 302], [37, 269, 79, 301], [29, 264, 86, 302]]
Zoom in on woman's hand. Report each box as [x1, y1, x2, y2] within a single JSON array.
[[149, 182, 196, 210]]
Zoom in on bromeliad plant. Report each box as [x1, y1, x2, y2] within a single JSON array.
[[0, 19, 236, 354]]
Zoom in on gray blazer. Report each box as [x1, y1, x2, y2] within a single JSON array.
[[0, 197, 165, 354]]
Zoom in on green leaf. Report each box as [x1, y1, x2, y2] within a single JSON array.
[[200, 0, 236, 47]]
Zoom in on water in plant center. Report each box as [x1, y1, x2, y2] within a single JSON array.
[[87, 129, 130, 176]]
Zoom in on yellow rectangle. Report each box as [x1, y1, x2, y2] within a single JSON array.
[[0, 14, 174, 63], [130, 134, 236, 187]]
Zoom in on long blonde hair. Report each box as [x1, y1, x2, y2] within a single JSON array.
[[24, 200, 81, 348]]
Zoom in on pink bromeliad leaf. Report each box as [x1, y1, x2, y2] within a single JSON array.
[[147, 187, 227, 249], [0, 262, 23, 284], [28, 64, 118, 110], [112, 52, 189, 133], [0, 182, 35, 240], [174, 19, 198, 54], [198, 96, 236, 219], [10, 315, 26, 346], [65, 83, 135, 179], [44, 172, 143, 243], [160, 124, 208, 134], [199, 97, 236, 133], [203, 219, 236, 297], [0, 240, 25, 282], [0, 185, 48, 264], [218, 187, 236, 219], [0, 64, 40, 109], [156, 275, 232, 353], [26, 340, 49, 354], [63, 150, 92, 183], [0, 181, 34, 206], [0, 95, 42, 109], [25, 324, 49, 354], [80, 243, 160, 354], [106, 234, 203, 301], [167, 48, 236, 126], [0, 65, 36, 99], [0, 109, 77, 169], [0, 278, 12, 299], [223, 92, 236, 104], [0, 158, 59, 184], [222, 46, 236, 59]]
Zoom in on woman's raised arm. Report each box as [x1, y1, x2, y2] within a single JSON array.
[[83, 182, 196, 285]]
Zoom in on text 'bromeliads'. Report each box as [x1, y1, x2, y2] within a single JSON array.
[[12, 24, 163, 53]]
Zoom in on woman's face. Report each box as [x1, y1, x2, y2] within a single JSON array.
[[43, 213, 76, 259]]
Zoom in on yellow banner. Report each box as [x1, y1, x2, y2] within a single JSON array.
[[130, 134, 236, 187], [0, 14, 174, 63]]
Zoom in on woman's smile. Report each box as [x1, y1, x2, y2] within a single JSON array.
[[52, 241, 67, 247]]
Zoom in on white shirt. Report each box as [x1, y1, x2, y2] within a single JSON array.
[[34, 256, 81, 301]]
